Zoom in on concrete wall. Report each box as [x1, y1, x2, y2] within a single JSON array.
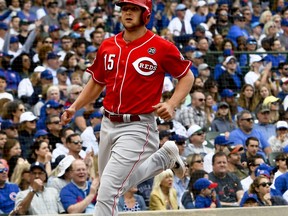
[[41, 206, 288, 216]]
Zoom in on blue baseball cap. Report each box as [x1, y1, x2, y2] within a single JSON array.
[[251, 22, 262, 29], [214, 135, 233, 146], [220, 89, 236, 98], [48, 25, 60, 33], [47, 52, 60, 60], [58, 12, 68, 20], [10, 36, 19, 44], [283, 145, 288, 153], [255, 163, 273, 177], [30, 162, 47, 175], [192, 51, 205, 59], [45, 100, 63, 109], [93, 123, 101, 132], [0, 22, 8, 30], [184, 45, 196, 53], [193, 178, 218, 191], [34, 129, 48, 138], [86, 45, 98, 55], [89, 111, 103, 119], [247, 36, 257, 44], [240, 193, 258, 207], [40, 69, 53, 80], [0, 120, 16, 130], [170, 134, 187, 143]]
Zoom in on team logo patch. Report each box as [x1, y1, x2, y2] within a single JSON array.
[[132, 57, 158, 76], [148, 47, 156, 55]]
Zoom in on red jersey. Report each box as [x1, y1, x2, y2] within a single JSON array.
[[87, 30, 191, 114]]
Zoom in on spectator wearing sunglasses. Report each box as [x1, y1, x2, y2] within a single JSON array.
[[248, 175, 287, 206], [272, 153, 288, 187], [0, 161, 20, 214], [46, 114, 63, 151], [229, 110, 272, 158], [179, 91, 207, 130], [183, 124, 213, 157], [66, 133, 85, 160]]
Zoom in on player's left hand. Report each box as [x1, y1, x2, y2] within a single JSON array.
[[152, 102, 175, 121]]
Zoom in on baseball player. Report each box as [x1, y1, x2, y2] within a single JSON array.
[[60, 0, 194, 215]]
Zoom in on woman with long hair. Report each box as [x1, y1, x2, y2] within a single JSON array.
[[61, 52, 78, 74], [203, 78, 219, 102], [149, 169, 178, 210], [211, 102, 236, 133], [11, 53, 33, 79], [204, 93, 216, 127], [30, 140, 52, 176], [10, 160, 31, 190], [237, 84, 259, 112], [248, 175, 287, 206], [186, 153, 204, 176], [1, 100, 26, 124]]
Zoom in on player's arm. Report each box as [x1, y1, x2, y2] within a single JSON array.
[[153, 70, 194, 121], [61, 79, 105, 125]]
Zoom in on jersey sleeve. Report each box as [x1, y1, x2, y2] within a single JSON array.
[[162, 43, 191, 79], [86, 45, 106, 86]]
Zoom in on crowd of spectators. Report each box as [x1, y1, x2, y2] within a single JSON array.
[[1, 0, 288, 214]]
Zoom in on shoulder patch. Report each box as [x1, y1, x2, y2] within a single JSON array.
[[148, 47, 156, 55]]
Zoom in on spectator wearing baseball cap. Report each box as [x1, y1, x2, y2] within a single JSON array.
[[0, 22, 8, 50], [0, 120, 18, 139], [244, 54, 263, 86], [211, 101, 236, 133], [15, 161, 65, 215], [198, 63, 210, 83], [34, 129, 49, 144], [191, 1, 207, 32], [190, 51, 205, 77], [80, 111, 103, 156], [223, 145, 248, 180], [46, 52, 61, 84], [218, 54, 243, 93], [203, 134, 234, 173], [18, 111, 38, 159], [240, 193, 259, 207], [40, 69, 53, 84], [184, 124, 213, 157], [267, 121, 288, 152], [277, 77, 288, 102], [193, 177, 220, 208]]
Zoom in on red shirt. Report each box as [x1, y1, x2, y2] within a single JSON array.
[[87, 30, 191, 114]]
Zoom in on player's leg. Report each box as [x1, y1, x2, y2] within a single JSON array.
[[95, 116, 160, 216]]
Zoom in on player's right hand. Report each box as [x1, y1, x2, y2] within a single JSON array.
[[60, 108, 75, 125]]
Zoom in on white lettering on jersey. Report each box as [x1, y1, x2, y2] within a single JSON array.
[[132, 57, 157, 76]]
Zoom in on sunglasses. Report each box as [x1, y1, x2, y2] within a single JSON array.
[[241, 118, 254, 122], [72, 140, 83, 145], [258, 182, 272, 187], [0, 167, 8, 173], [44, 41, 53, 44], [276, 158, 286, 161], [198, 98, 206, 102], [50, 121, 60, 124], [193, 159, 204, 164], [194, 132, 204, 136], [82, 17, 91, 20]]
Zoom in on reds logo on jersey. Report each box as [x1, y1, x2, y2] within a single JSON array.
[[132, 57, 158, 76]]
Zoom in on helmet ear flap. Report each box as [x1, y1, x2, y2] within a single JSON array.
[[142, 9, 151, 24]]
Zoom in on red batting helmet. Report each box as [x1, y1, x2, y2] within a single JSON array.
[[116, 0, 152, 25]]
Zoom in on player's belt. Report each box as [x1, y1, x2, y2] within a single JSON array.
[[104, 110, 141, 123]]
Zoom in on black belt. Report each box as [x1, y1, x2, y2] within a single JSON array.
[[104, 110, 141, 123]]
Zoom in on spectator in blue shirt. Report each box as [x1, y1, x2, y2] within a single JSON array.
[[60, 159, 99, 213], [229, 110, 272, 158], [0, 161, 20, 214], [193, 177, 221, 208], [264, 37, 286, 69]]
